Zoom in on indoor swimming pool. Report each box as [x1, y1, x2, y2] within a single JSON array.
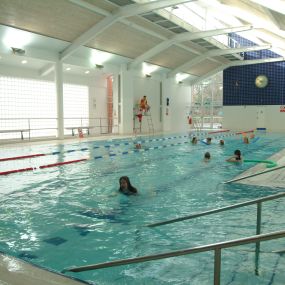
[[0, 132, 285, 285]]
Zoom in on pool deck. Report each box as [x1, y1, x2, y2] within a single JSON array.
[[0, 252, 91, 285]]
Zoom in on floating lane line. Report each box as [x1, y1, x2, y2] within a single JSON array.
[[0, 153, 46, 162], [0, 135, 189, 162], [0, 159, 88, 176], [0, 130, 256, 175], [0, 167, 35, 175], [39, 159, 88, 169]]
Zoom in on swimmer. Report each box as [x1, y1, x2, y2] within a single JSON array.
[[191, 137, 198, 144], [204, 152, 211, 162], [119, 176, 138, 195], [206, 137, 212, 145], [135, 143, 142, 149], [226, 149, 242, 162]]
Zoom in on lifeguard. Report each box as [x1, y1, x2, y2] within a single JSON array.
[[140, 95, 150, 112]]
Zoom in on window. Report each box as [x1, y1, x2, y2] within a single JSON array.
[[0, 76, 89, 140]]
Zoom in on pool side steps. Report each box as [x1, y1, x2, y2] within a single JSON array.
[[224, 164, 285, 184]]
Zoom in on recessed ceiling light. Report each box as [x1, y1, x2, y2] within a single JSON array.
[[85, 70, 90, 74], [21, 60, 27, 64], [66, 67, 71, 71]]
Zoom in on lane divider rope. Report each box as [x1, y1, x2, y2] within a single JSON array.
[[0, 129, 256, 176]]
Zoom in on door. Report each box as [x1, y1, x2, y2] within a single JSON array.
[[256, 106, 265, 129]]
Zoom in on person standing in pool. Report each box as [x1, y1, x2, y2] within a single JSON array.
[[204, 152, 211, 162], [226, 149, 242, 162], [119, 176, 138, 195]]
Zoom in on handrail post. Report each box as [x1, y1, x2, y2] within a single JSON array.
[[255, 202, 262, 275], [28, 118, 31, 140], [214, 248, 221, 285], [100, 117, 102, 134]]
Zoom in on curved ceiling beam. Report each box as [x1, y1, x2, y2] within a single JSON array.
[[168, 44, 271, 77], [60, 0, 196, 61], [128, 25, 252, 69]]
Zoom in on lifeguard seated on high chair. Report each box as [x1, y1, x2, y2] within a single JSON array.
[[140, 95, 150, 113]]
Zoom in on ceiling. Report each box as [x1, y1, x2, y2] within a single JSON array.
[[0, 0, 284, 83]]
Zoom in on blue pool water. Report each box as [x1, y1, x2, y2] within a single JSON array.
[[0, 132, 285, 285]]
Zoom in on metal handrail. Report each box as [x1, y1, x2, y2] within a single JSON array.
[[146, 192, 285, 275], [146, 192, 285, 228], [62, 230, 285, 285], [0, 117, 119, 140]]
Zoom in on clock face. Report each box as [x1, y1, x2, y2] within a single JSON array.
[[255, 75, 268, 88]]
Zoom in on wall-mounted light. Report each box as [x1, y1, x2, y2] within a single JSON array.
[[21, 60, 27, 64], [85, 70, 90, 74], [95, 64, 104, 69], [11, 47, 25, 55], [145, 74, 152, 78]]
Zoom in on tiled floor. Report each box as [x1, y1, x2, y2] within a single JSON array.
[[0, 253, 90, 285]]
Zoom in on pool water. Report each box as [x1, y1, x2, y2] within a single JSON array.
[[0, 132, 285, 285]]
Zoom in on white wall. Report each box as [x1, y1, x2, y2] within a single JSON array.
[[0, 63, 195, 137], [223, 105, 285, 132], [133, 75, 161, 133], [162, 79, 191, 133]]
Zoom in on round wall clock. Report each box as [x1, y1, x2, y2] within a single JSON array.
[[255, 75, 268, 88]]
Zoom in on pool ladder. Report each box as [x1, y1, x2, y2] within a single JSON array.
[[133, 111, 154, 136], [63, 192, 285, 285]]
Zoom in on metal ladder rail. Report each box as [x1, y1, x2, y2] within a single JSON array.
[[145, 112, 154, 136], [63, 230, 285, 285]]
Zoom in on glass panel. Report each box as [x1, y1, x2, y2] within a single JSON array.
[[191, 72, 223, 129]]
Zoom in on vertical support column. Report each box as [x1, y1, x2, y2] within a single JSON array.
[[255, 202, 262, 275], [214, 248, 221, 285], [55, 61, 64, 139], [120, 64, 134, 134]]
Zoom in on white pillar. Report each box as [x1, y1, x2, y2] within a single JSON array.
[[119, 64, 134, 134], [55, 61, 64, 139]]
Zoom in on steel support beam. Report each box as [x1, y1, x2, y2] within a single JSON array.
[[168, 44, 271, 77], [128, 25, 252, 69], [61, 0, 196, 61]]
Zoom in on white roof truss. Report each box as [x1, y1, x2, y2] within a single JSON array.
[[168, 44, 272, 77], [128, 25, 252, 69]]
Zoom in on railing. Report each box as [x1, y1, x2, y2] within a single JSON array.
[[191, 116, 223, 130], [0, 117, 119, 141], [146, 192, 285, 275], [62, 230, 285, 285]]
